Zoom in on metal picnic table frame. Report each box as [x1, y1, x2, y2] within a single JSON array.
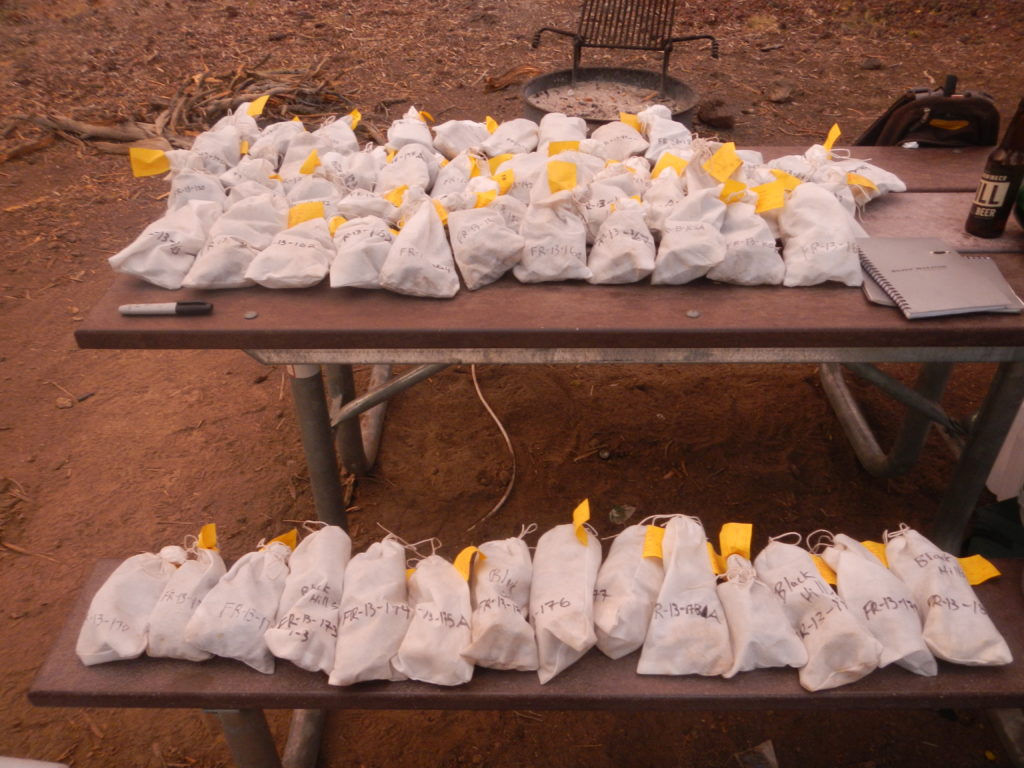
[[58, 145, 1024, 767]]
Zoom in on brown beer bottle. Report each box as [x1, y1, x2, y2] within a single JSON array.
[[965, 97, 1024, 238]]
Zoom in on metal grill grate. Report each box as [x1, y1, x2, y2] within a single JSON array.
[[576, 0, 677, 51], [532, 0, 719, 90]]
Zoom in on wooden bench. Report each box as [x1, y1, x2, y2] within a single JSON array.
[[29, 558, 1024, 767]]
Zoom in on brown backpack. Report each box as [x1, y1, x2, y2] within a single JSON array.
[[855, 75, 1000, 147]]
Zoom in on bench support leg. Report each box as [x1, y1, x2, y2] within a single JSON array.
[[212, 709, 284, 768], [282, 708, 327, 768], [819, 361, 954, 478]]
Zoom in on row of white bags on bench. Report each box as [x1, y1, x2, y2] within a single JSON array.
[[109, 103, 905, 296], [76, 509, 1010, 691]]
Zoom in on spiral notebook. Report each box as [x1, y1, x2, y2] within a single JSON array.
[[857, 237, 1023, 319]]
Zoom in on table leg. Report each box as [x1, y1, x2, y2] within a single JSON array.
[[324, 364, 371, 475], [288, 364, 347, 528], [211, 709, 283, 768], [932, 360, 1024, 553]]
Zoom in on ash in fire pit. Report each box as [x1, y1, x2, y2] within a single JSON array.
[[523, 67, 698, 128]]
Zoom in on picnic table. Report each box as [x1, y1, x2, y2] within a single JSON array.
[[30, 144, 1024, 767]]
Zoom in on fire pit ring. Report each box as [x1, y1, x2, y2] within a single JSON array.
[[522, 67, 699, 129]]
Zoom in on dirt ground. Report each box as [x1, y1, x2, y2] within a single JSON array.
[[2, 0, 1024, 766]]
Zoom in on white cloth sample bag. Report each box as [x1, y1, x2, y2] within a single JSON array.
[[820, 533, 936, 676], [480, 118, 540, 157], [329, 537, 412, 686], [265, 525, 352, 674], [167, 169, 227, 212], [378, 202, 460, 298], [651, 187, 727, 285], [590, 121, 650, 162], [716, 554, 807, 678], [778, 182, 865, 287], [530, 523, 602, 683], [108, 200, 221, 290], [754, 538, 881, 691], [448, 206, 524, 290], [330, 215, 395, 289], [885, 527, 1012, 666], [393, 555, 475, 686], [638, 516, 732, 676], [587, 197, 656, 284], [245, 217, 334, 289], [147, 545, 227, 662], [706, 201, 785, 286], [184, 541, 292, 674], [183, 192, 289, 290], [593, 524, 665, 659], [513, 189, 591, 283], [463, 536, 539, 671], [386, 107, 434, 151], [432, 119, 490, 160], [76, 546, 187, 666]]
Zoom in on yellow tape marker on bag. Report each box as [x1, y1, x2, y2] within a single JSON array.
[[386, 149, 397, 163], [548, 140, 580, 157], [753, 179, 786, 214], [299, 149, 321, 175], [548, 160, 577, 194], [406, 568, 415, 581], [573, 499, 591, 546], [348, 108, 362, 131], [488, 153, 513, 175], [433, 199, 449, 227], [129, 147, 170, 178], [247, 95, 269, 116], [468, 156, 481, 178], [770, 168, 803, 191], [812, 554, 837, 585], [382, 185, 408, 208], [719, 522, 752, 561], [643, 525, 665, 559], [485, 115, 499, 134], [454, 546, 484, 581], [419, 110, 434, 123], [197, 523, 218, 551], [240, 140, 249, 156], [475, 189, 497, 208], [703, 142, 742, 183], [846, 172, 878, 191], [860, 540, 888, 567], [619, 112, 641, 132], [492, 169, 515, 195], [328, 216, 347, 236], [652, 152, 688, 179], [287, 201, 325, 228], [719, 179, 748, 204], [823, 123, 842, 153], [268, 528, 298, 551], [959, 554, 1001, 585]]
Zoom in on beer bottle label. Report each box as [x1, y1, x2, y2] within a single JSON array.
[[971, 172, 1011, 217]]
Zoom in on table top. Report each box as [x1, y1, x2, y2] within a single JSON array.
[[29, 558, 1024, 712], [74, 147, 1024, 358]]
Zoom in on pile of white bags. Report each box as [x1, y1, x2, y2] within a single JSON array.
[[78, 514, 1010, 693], [113, 103, 905, 296]]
